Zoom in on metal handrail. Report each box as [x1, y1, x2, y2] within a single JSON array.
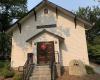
[[50, 52, 61, 80], [23, 56, 34, 80], [50, 52, 57, 80], [51, 62, 56, 80]]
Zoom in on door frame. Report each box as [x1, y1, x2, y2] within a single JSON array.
[[37, 41, 55, 65]]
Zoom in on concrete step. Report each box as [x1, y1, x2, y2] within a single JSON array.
[[32, 75, 51, 78], [30, 76, 51, 80], [29, 65, 51, 80], [32, 71, 51, 75], [34, 68, 50, 71], [35, 65, 50, 69]]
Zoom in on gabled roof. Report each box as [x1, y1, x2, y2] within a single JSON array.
[[26, 29, 64, 42], [7, 0, 92, 33]]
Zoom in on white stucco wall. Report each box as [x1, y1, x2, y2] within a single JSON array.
[[11, 7, 57, 68], [11, 6, 89, 68], [57, 13, 89, 66]]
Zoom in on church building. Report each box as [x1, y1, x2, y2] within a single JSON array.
[[7, 0, 92, 70]]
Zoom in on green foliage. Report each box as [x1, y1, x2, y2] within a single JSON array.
[[0, 61, 5, 68], [0, 60, 9, 68], [0, 0, 28, 20], [76, 6, 100, 42], [76, 6, 100, 64], [0, 60, 15, 78], [0, 61, 23, 79], [93, 36, 100, 44], [0, 0, 28, 59], [88, 44, 100, 63], [0, 33, 11, 59], [85, 65, 95, 74], [0, 0, 27, 5], [13, 72, 22, 80], [0, 0, 28, 30], [1, 69, 15, 78]]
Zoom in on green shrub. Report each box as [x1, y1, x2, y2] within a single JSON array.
[[85, 65, 95, 74], [0, 60, 15, 78], [4, 61, 10, 69], [13, 72, 22, 80], [1, 69, 15, 78], [0, 61, 5, 68], [0, 60, 10, 69]]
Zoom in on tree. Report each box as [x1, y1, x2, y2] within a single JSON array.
[[0, 0, 28, 59], [76, 6, 100, 64], [0, 0, 27, 31]]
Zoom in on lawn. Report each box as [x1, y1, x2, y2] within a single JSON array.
[[0, 60, 22, 80]]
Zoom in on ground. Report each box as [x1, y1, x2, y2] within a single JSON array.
[[0, 60, 22, 80], [90, 63, 100, 74], [57, 67, 100, 80]]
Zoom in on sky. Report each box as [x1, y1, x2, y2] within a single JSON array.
[[27, 0, 100, 12]]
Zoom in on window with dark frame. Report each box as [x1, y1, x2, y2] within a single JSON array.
[[44, 8, 48, 14]]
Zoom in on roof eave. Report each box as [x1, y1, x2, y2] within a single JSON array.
[[6, 1, 44, 34], [6, 0, 92, 33], [77, 17, 92, 28], [26, 29, 64, 42]]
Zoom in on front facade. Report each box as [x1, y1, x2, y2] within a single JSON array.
[[8, 1, 90, 69]]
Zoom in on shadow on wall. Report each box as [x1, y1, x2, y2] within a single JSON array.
[[61, 41, 68, 51], [59, 41, 68, 66]]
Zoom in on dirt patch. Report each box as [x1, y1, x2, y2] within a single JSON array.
[[0, 76, 4, 80], [0, 77, 13, 80], [57, 71, 100, 80], [5, 78, 13, 80]]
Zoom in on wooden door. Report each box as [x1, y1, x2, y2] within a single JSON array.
[[27, 53, 33, 63], [37, 41, 55, 65]]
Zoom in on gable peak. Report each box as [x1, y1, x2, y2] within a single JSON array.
[[43, 0, 48, 2]]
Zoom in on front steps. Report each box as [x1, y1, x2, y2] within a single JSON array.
[[30, 65, 51, 80]]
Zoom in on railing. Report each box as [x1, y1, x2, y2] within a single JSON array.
[[23, 54, 34, 80], [51, 61, 56, 80], [50, 52, 57, 80], [50, 52, 61, 80]]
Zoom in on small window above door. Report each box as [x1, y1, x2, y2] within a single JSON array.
[[44, 8, 48, 14]]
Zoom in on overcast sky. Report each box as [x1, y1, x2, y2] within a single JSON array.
[[27, 0, 100, 11]]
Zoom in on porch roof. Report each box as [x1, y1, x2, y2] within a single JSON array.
[[26, 29, 64, 42]]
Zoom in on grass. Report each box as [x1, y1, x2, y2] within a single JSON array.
[[13, 72, 22, 80], [0, 60, 23, 80], [0, 60, 15, 78], [85, 65, 95, 74]]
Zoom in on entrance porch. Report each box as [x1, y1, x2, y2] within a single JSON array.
[[26, 29, 64, 65]]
